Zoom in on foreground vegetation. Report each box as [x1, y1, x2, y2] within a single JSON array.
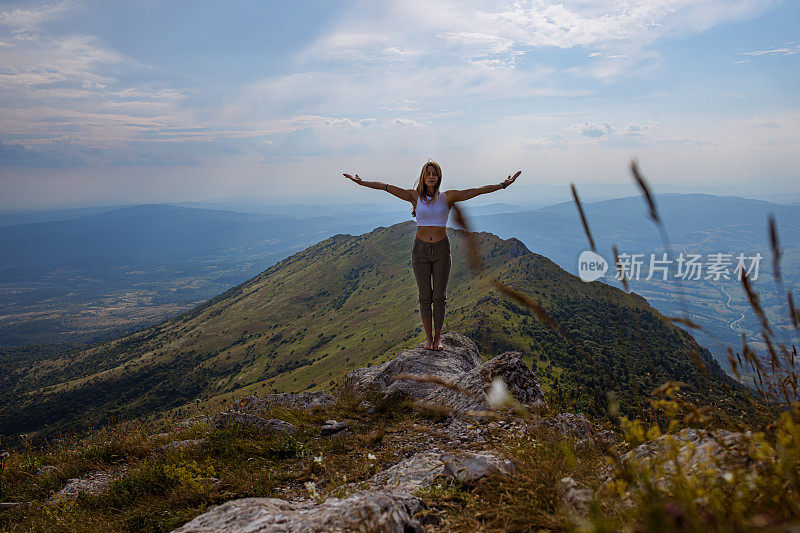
[[0, 377, 798, 532]]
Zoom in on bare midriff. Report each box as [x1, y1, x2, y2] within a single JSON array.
[[415, 225, 448, 242], [413, 191, 449, 242]]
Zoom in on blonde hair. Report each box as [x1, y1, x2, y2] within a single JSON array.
[[411, 160, 442, 217]]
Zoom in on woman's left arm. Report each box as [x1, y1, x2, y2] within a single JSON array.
[[448, 171, 521, 202]]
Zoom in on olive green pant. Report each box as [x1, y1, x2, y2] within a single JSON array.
[[412, 236, 451, 331]]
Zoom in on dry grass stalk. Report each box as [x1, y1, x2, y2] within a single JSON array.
[[571, 183, 596, 252], [393, 373, 483, 401]]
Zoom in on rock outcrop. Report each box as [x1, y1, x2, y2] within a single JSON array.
[[172, 490, 425, 533], [49, 465, 129, 502], [344, 332, 482, 400], [622, 428, 755, 474], [170, 333, 551, 531], [440, 452, 515, 484], [344, 332, 546, 413], [557, 477, 593, 514], [367, 452, 445, 494]]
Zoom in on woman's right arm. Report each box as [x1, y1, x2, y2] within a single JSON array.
[[344, 174, 414, 202]]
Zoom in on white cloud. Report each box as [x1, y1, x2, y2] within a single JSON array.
[[299, 0, 774, 81], [0, 0, 788, 174], [571, 120, 615, 137], [0, 1, 76, 33], [743, 41, 800, 56], [625, 121, 661, 134]]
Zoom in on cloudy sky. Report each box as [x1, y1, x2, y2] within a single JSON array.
[[0, 0, 798, 208]]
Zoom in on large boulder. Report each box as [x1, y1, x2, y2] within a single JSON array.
[[171, 490, 424, 533], [623, 428, 755, 474], [438, 350, 547, 412], [344, 332, 482, 400], [440, 452, 515, 484], [367, 452, 445, 493], [604, 428, 760, 507], [344, 332, 546, 413], [366, 450, 516, 493]]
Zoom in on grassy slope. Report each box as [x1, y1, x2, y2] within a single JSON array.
[[1, 221, 747, 438]]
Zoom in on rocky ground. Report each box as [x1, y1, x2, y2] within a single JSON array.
[[2, 332, 775, 532]]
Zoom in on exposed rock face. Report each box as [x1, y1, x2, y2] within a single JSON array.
[[622, 428, 754, 474], [49, 465, 129, 502], [230, 392, 335, 414], [441, 452, 515, 484], [558, 477, 593, 514], [212, 412, 298, 434], [344, 332, 482, 400], [171, 333, 551, 531], [438, 350, 546, 413], [320, 420, 348, 437], [171, 490, 424, 533], [367, 452, 445, 493], [344, 332, 546, 413]]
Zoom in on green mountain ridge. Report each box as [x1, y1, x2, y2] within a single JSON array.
[[1, 221, 748, 438]]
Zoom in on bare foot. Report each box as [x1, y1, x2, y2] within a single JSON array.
[[424, 338, 434, 350], [433, 337, 443, 351]]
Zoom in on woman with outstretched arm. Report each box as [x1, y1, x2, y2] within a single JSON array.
[[344, 160, 520, 351]]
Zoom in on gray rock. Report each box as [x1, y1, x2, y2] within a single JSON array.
[[603, 428, 759, 506], [171, 490, 424, 533], [437, 351, 546, 413], [321, 420, 348, 437], [368, 452, 445, 493], [359, 400, 375, 414], [212, 412, 298, 434], [442, 419, 486, 444], [343, 332, 546, 414], [50, 465, 128, 502], [558, 477, 593, 514], [623, 428, 754, 474], [230, 391, 335, 414], [440, 452, 515, 484], [344, 332, 482, 400]]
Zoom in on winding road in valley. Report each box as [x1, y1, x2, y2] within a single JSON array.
[[719, 283, 746, 331]]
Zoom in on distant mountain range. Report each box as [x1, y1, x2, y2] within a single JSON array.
[[466, 193, 800, 373], [2, 192, 797, 376], [0, 221, 750, 438]]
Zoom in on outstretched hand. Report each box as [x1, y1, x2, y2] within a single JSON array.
[[343, 173, 362, 185], [502, 170, 521, 189]]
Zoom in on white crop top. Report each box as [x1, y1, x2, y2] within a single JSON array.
[[415, 192, 450, 227]]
